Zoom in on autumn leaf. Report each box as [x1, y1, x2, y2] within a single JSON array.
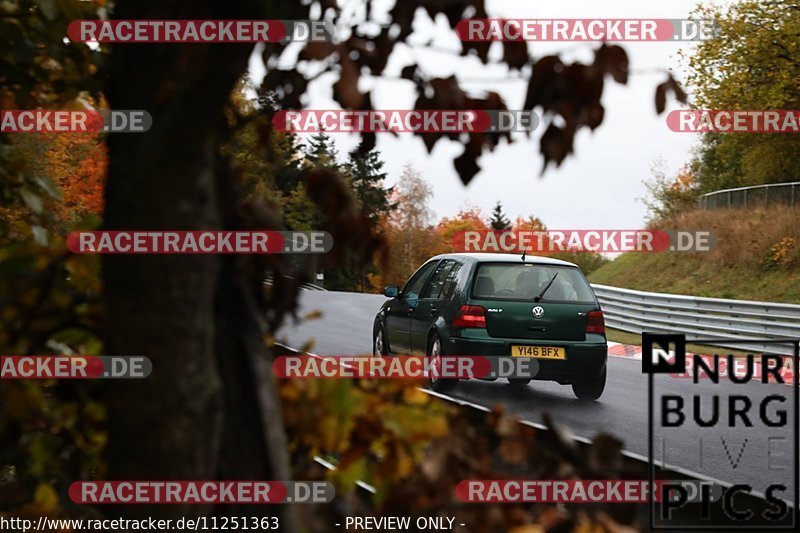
[[33, 483, 59, 512], [540, 123, 574, 171], [503, 41, 530, 71], [593, 44, 629, 84], [333, 56, 366, 110]]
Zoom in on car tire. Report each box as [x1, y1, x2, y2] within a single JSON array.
[[508, 378, 531, 387], [427, 333, 455, 392], [373, 322, 388, 356], [572, 365, 606, 401]]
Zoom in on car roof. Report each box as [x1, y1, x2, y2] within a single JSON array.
[[430, 252, 578, 268]]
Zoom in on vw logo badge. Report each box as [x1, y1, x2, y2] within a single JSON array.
[[532, 306, 544, 319]]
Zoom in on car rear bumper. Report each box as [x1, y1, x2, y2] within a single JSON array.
[[448, 334, 607, 384]]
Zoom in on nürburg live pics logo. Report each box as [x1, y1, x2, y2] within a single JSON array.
[[643, 333, 798, 530]]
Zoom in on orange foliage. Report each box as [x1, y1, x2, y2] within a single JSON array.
[[47, 133, 107, 222], [436, 206, 488, 250], [512, 215, 547, 232], [670, 166, 694, 192]]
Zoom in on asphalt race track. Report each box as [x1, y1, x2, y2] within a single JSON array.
[[276, 289, 798, 504]]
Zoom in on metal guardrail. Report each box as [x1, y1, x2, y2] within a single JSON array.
[[591, 284, 800, 355], [264, 276, 327, 291], [699, 181, 800, 209]]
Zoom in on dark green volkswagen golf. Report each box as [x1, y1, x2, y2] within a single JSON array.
[[372, 253, 608, 400]]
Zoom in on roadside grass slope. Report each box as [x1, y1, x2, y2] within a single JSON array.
[[588, 206, 800, 304]]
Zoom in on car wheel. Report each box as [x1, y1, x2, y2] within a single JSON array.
[[508, 378, 531, 387], [572, 365, 606, 401], [427, 333, 455, 392], [373, 322, 388, 356]]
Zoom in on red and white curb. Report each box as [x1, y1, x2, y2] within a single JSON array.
[[608, 341, 795, 385], [608, 341, 642, 360]]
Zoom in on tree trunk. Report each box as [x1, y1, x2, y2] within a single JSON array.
[[102, 0, 294, 528]]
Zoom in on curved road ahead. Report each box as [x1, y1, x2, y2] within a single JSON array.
[[277, 290, 798, 503]]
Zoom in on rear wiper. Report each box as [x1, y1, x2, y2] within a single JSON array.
[[534, 273, 558, 302]]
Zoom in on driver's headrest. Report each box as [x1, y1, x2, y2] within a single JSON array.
[[475, 276, 495, 297]]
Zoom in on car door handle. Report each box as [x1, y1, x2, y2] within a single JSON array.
[[429, 306, 437, 315]]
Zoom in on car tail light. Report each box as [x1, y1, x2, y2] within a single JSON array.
[[586, 310, 605, 336], [453, 305, 486, 328]]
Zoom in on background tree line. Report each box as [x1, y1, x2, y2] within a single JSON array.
[[220, 84, 608, 292], [645, 0, 800, 222], [225, 93, 608, 292]]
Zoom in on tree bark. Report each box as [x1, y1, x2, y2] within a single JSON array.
[[102, 0, 294, 528]]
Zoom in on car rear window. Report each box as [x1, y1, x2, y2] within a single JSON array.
[[471, 263, 596, 303]]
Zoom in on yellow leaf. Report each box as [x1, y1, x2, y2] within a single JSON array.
[[401, 386, 429, 405], [34, 483, 59, 512], [303, 309, 323, 321]]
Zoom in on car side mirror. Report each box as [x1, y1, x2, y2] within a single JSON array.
[[383, 285, 400, 298]]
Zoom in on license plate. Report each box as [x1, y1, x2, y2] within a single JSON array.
[[511, 345, 566, 360]]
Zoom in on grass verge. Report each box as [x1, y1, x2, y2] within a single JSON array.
[[589, 206, 800, 303]]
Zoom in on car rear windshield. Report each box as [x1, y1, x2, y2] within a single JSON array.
[[471, 263, 596, 303]]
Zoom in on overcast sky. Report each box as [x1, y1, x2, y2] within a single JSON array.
[[249, 0, 732, 229]]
